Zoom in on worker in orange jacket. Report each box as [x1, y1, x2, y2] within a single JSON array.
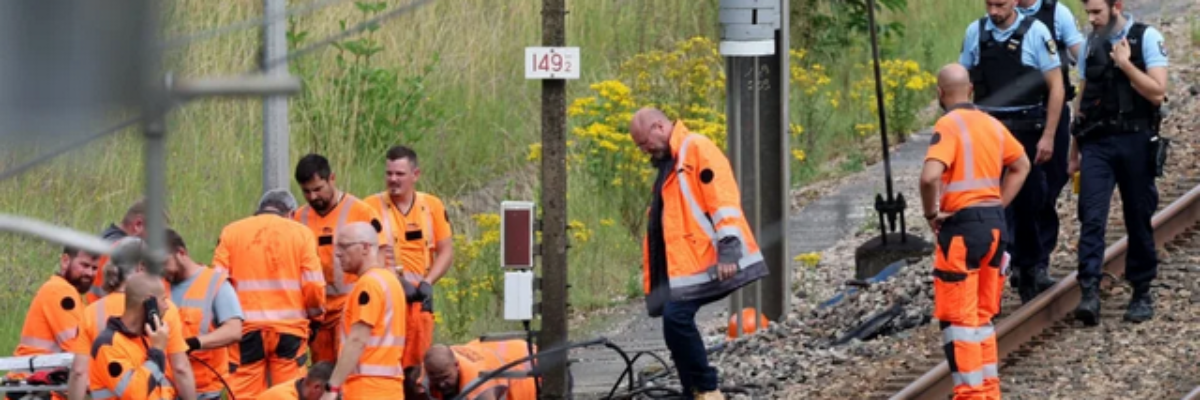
[[292, 153, 388, 364], [87, 198, 167, 302], [319, 222, 407, 400], [66, 237, 198, 400], [214, 189, 327, 399], [257, 362, 334, 400], [9, 246, 99, 399], [86, 273, 177, 400], [630, 108, 768, 400], [366, 145, 455, 376], [919, 64, 1031, 399], [162, 229, 244, 400], [423, 340, 537, 400]]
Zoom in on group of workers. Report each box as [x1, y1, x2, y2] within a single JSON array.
[[920, 0, 1169, 398], [11, 146, 540, 399]]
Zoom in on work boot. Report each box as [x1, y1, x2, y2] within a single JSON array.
[[1075, 278, 1101, 326], [1032, 267, 1057, 294], [1017, 267, 1040, 304], [695, 390, 726, 400], [1124, 283, 1155, 323]]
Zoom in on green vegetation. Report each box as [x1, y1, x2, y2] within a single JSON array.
[[0, 0, 990, 350]]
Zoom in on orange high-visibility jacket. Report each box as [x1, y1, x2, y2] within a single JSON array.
[[67, 292, 191, 392], [367, 192, 452, 277], [436, 342, 526, 400], [641, 122, 768, 305], [925, 106, 1026, 212], [88, 317, 177, 400], [213, 213, 326, 337], [462, 340, 537, 400], [14, 276, 84, 356], [293, 194, 385, 325], [256, 378, 302, 400], [175, 268, 232, 396], [340, 267, 407, 395]]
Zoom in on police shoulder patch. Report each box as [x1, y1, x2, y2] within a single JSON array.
[[699, 168, 714, 184], [1046, 39, 1057, 56], [61, 297, 76, 311], [358, 291, 370, 305], [930, 132, 942, 145]]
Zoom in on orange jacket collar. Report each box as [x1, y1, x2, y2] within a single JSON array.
[[668, 121, 691, 159]]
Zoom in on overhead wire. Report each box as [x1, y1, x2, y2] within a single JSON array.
[[158, 0, 361, 50], [0, 0, 434, 184]]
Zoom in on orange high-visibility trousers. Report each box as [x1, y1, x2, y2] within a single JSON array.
[[403, 302, 434, 368], [228, 328, 309, 400], [932, 207, 1006, 400]]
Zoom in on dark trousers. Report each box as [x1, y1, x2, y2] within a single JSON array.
[[1077, 133, 1159, 285], [1001, 126, 1047, 271], [663, 295, 721, 397], [1037, 105, 1072, 270]]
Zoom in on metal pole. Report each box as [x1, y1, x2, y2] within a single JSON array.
[[263, 0, 291, 193], [538, 0, 569, 397], [768, 0, 791, 322], [867, 0, 894, 206], [143, 113, 167, 276]]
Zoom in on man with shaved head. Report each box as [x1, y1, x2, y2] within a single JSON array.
[[82, 272, 183, 399], [630, 107, 768, 400], [919, 63, 1031, 398], [422, 340, 535, 400], [320, 222, 407, 399]]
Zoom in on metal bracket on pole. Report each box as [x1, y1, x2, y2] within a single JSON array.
[[169, 75, 302, 99]]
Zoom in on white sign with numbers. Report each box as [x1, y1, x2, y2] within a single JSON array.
[[525, 47, 580, 80]]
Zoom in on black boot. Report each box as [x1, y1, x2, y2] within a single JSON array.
[[1124, 283, 1155, 323], [1017, 266, 1039, 304], [1075, 278, 1101, 326], [1032, 266, 1057, 294]]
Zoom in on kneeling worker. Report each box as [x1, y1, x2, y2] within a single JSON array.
[[920, 64, 1031, 399], [86, 273, 179, 399], [320, 222, 407, 400], [423, 340, 536, 400], [257, 362, 334, 400]]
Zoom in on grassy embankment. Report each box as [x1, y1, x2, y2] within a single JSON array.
[[0, 0, 986, 350]]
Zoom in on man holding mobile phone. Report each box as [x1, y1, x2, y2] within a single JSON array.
[[85, 273, 178, 400]]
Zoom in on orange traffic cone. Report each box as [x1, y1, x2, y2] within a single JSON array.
[[727, 308, 769, 340]]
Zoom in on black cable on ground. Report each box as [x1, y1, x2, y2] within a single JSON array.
[[521, 320, 541, 397]]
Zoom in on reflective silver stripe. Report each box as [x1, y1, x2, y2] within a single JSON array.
[[327, 199, 356, 296], [244, 309, 307, 321], [54, 327, 77, 344], [111, 363, 139, 397], [667, 251, 765, 289], [711, 207, 742, 223], [716, 226, 742, 241], [401, 271, 425, 285], [420, 194, 434, 250], [212, 265, 229, 275], [674, 135, 717, 241], [353, 364, 404, 376], [90, 389, 116, 399], [196, 270, 225, 335], [89, 285, 107, 298], [302, 271, 324, 283], [365, 335, 406, 347], [236, 279, 301, 291], [945, 111, 1003, 195], [95, 298, 108, 327], [942, 325, 996, 344], [982, 363, 999, 379], [19, 336, 61, 352], [378, 195, 397, 269], [198, 390, 224, 399], [298, 206, 309, 225], [952, 370, 985, 387]]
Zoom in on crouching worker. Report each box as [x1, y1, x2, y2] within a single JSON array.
[[85, 273, 180, 399], [257, 362, 334, 400], [423, 340, 537, 400]]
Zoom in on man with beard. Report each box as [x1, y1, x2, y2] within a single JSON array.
[[366, 145, 454, 379], [163, 229, 244, 399], [9, 246, 100, 398], [1070, 0, 1169, 325], [292, 153, 387, 364], [959, 0, 1066, 304]]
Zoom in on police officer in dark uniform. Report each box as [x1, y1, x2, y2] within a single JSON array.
[[1012, 0, 1085, 294], [1070, 0, 1168, 325], [959, 0, 1066, 304]]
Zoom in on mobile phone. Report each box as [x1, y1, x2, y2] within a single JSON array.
[[144, 297, 160, 331]]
